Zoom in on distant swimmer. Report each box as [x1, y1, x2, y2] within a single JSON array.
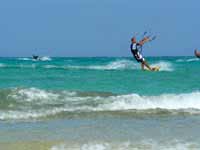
[[32, 55, 39, 60], [130, 36, 155, 71]]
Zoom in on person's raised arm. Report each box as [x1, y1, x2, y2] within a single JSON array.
[[138, 37, 150, 46]]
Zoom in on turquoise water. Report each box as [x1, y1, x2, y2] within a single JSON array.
[[0, 56, 200, 149], [0, 56, 199, 94]]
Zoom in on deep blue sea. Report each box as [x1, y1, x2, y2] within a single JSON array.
[[0, 56, 200, 149]]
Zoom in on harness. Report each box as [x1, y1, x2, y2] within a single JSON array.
[[130, 43, 144, 62]]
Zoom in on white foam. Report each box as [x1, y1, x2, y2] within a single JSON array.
[[61, 92, 200, 113], [7, 89, 200, 111], [81, 143, 110, 150], [51, 140, 199, 150], [65, 60, 173, 71], [9, 88, 60, 103], [176, 59, 184, 62], [51, 143, 111, 150], [186, 58, 199, 62], [40, 56, 52, 61], [89, 60, 138, 70], [8, 88, 77, 105], [18, 58, 31, 61], [66, 60, 139, 70], [16, 59, 173, 71], [151, 61, 173, 71], [176, 58, 199, 62], [99, 92, 200, 111]]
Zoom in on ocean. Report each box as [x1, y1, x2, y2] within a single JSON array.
[[0, 56, 200, 150]]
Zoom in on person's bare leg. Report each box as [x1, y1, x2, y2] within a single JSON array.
[[143, 61, 152, 70], [141, 63, 145, 70]]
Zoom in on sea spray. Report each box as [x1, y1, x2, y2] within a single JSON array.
[[1, 88, 200, 121]]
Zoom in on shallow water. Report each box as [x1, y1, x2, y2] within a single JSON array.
[[0, 56, 200, 149]]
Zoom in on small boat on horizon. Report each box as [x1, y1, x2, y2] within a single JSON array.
[[194, 49, 200, 58]]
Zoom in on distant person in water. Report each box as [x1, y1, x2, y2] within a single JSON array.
[[32, 55, 39, 60], [130, 36, 153, 71]]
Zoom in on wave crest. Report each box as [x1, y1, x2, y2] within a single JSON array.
[[0, 88, 200, 120]]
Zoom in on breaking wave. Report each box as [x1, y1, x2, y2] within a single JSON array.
[[51, 140, 199, 150], [0, 88, 200, 121]]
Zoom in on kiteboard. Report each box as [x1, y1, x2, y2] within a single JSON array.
[[144, 66, 160, 71], [151, 66, 160, 71]]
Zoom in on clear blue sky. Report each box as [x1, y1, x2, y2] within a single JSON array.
[[0, 0, 199, 57]]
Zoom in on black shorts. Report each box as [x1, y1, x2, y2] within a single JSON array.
[[135, 57, 145, 63], [131, 50, 145, 63]]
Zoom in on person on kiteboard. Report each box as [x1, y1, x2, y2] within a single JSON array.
[[130, 36, 156, 71]]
